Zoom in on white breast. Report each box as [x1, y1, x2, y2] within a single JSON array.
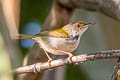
[[48, 36, 80, 55], [33, 36, 80, 55]]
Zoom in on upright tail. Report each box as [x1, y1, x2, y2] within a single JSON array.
[[17, 34, 36, 39]]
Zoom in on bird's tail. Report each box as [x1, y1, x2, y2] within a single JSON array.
[[17, 34, 36, 39]]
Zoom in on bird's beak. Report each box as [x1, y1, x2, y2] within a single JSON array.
[[84, 22, 96, 28]]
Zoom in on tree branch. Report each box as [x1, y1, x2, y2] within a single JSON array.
[[15, 49, 120, 74], [58, 0, 120, 21]]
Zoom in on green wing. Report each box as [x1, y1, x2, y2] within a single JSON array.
[[35, 28, 69, 38]]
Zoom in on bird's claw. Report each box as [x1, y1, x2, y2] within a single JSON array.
[[67, 54, 74, 63], [48, 59, 53, 66]]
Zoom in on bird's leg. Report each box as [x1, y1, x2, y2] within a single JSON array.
[[42, 49, 53, 66], [55, 50, 74, 63]]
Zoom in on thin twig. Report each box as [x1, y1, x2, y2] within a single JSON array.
[[15, 50, 120, 74]]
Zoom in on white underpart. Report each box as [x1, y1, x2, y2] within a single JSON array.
[[48, 37, 66, 49], [33, 36, 81, 55], [32, 27, 88, 55]]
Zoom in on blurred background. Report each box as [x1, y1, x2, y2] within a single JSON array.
[[0, 0, 120, 80]]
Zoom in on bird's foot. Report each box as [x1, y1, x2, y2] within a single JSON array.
[[67, 54, 74, 63], [47, 58, 53, 67]]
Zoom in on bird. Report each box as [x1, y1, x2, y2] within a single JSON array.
[[18, 21, 95, 65]]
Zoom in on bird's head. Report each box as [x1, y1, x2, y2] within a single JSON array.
[[72, 21, 95, 36], [64, 21, 95, 37]]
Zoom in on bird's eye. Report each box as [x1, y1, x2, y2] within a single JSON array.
[[76, 24, 80, 27]]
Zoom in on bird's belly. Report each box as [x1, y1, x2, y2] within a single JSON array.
[[56, 41, 78, 52], [48, 37, 79, 55], [34, 37, 80, 55]]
